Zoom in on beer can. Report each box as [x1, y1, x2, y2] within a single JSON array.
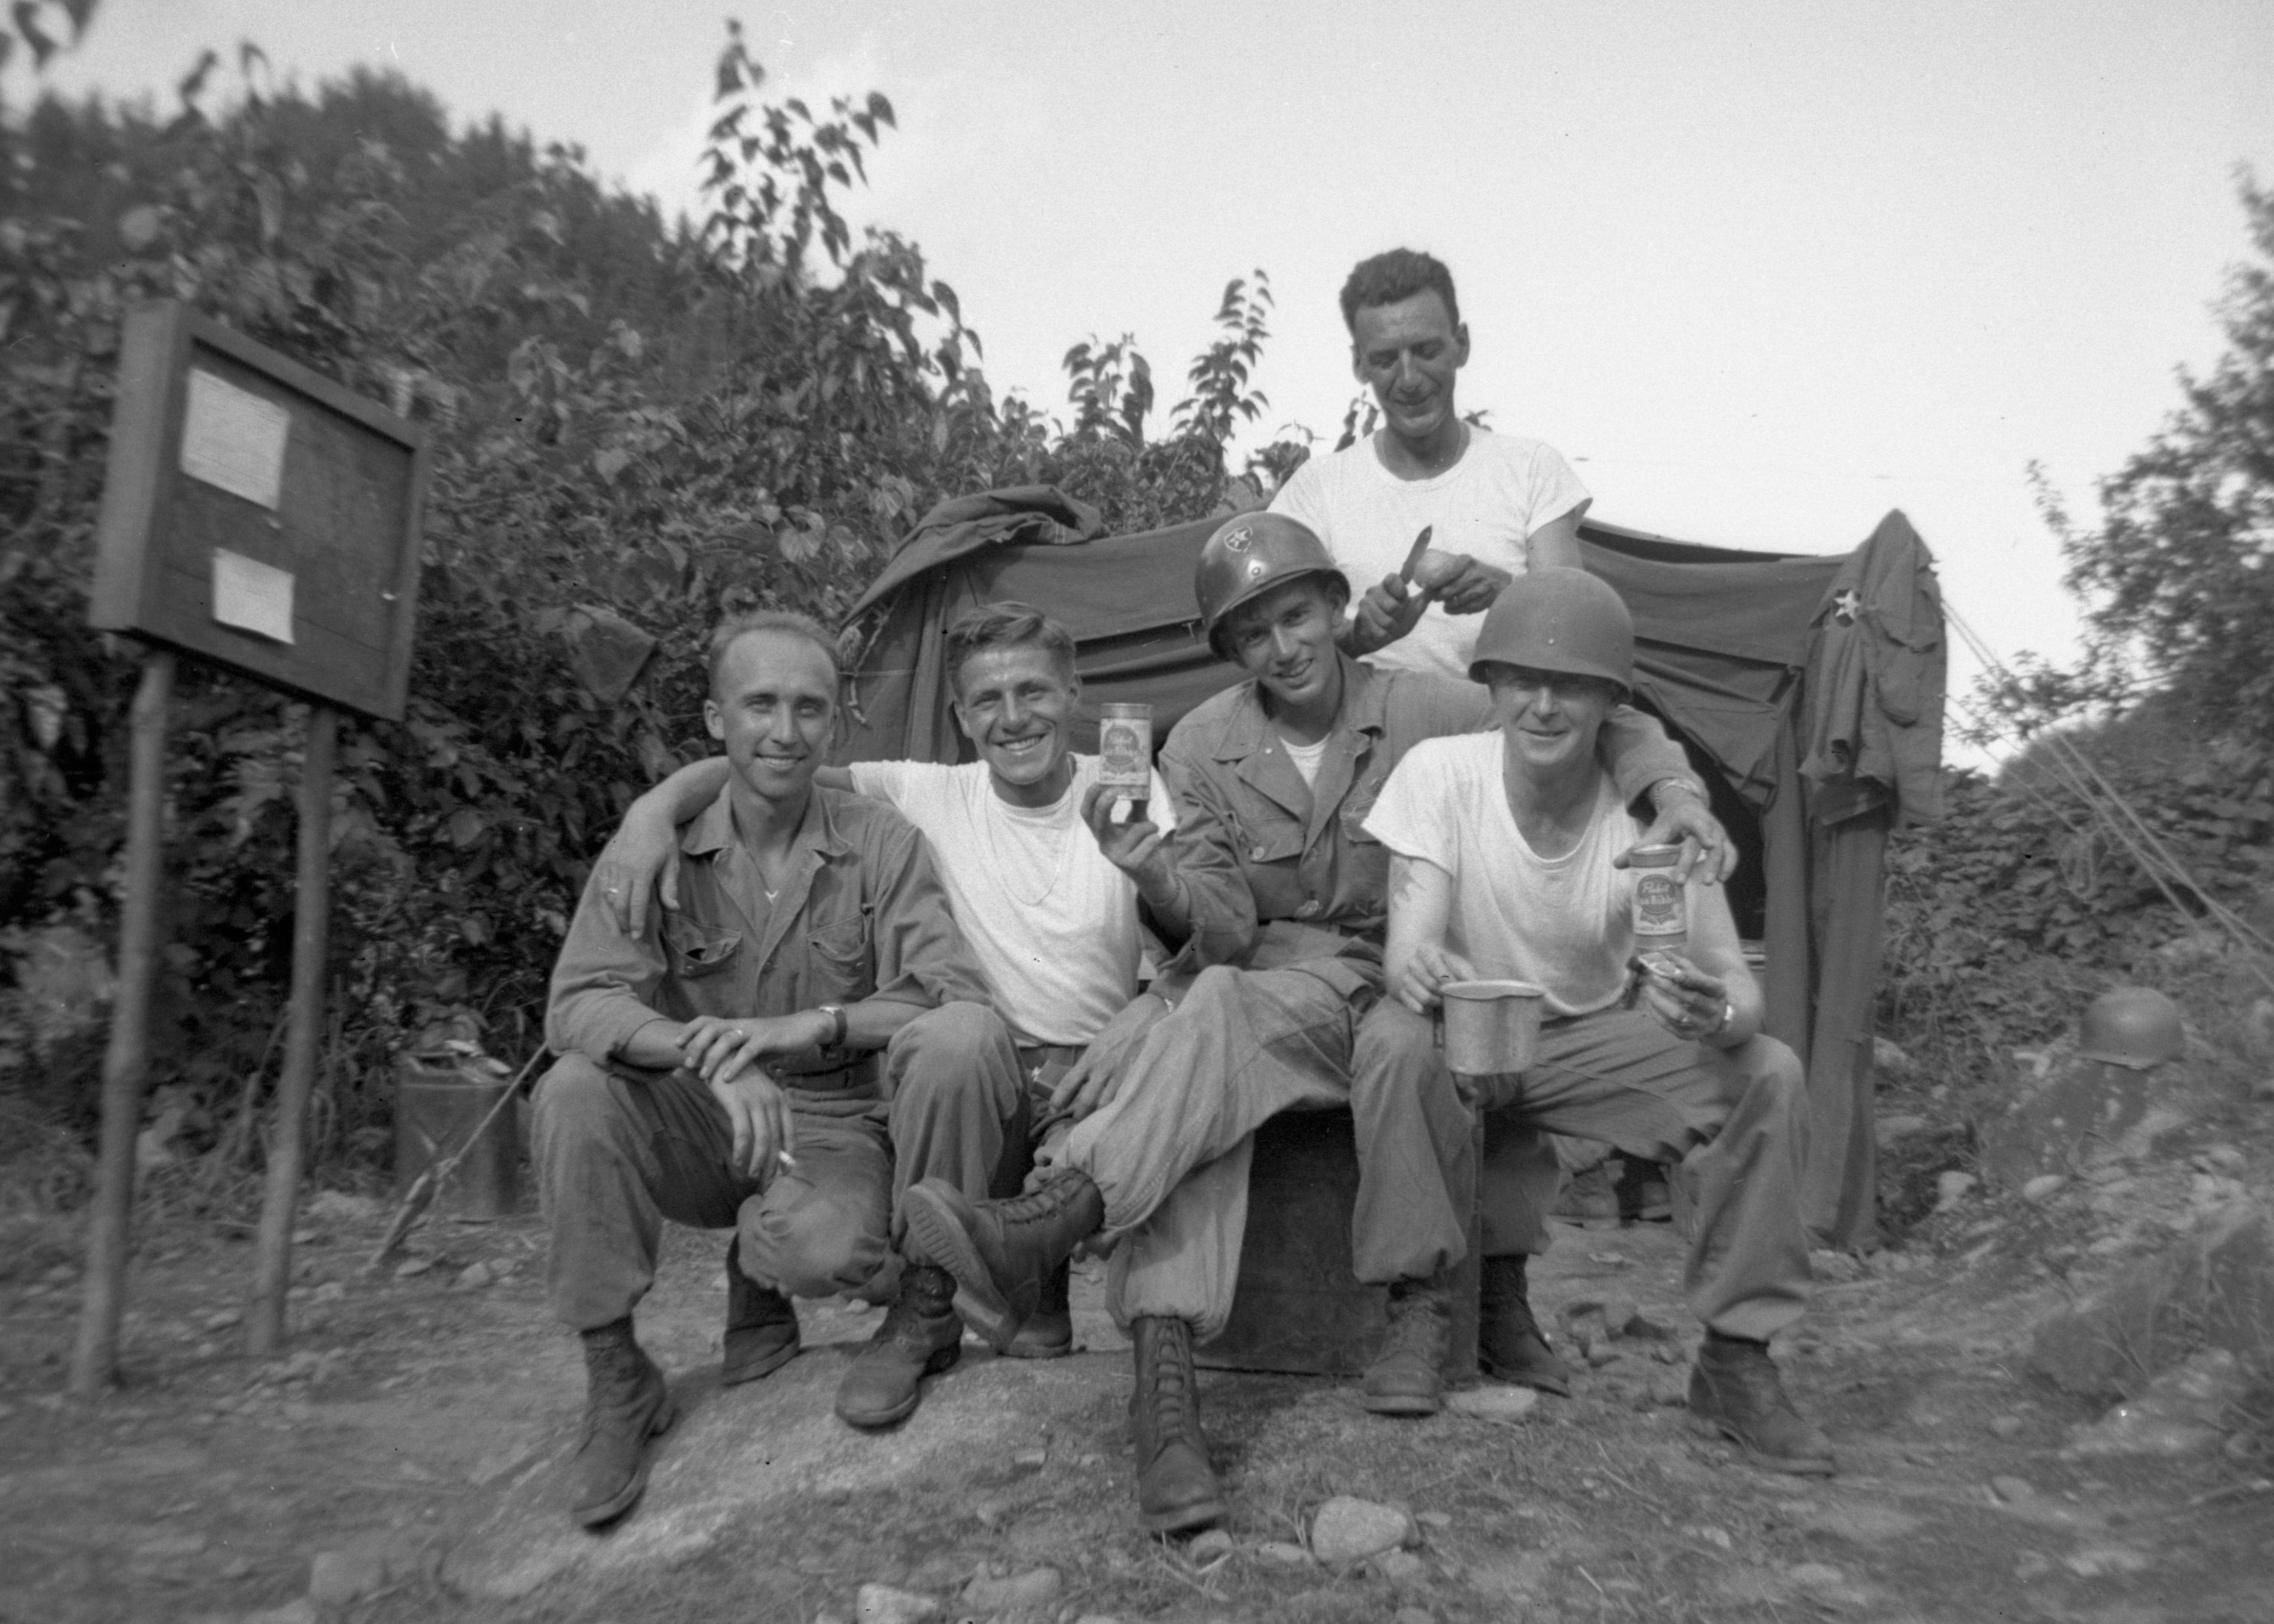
[[1097, 702, 1152, 825], [1628, 842, 1688, 953]]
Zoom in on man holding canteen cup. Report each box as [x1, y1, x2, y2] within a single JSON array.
[[1363, 567, 1835, 1476]]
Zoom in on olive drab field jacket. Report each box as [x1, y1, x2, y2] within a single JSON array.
[[546, 784, 992, 1092]]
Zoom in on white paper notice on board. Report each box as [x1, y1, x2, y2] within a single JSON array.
[[180, 369, 290, 509], [211, 549, 296, 643]]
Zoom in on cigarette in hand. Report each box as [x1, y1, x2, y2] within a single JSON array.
[[776, 1150, 799, 1171]]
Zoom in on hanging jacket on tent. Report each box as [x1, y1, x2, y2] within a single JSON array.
[[1802, 510, 1948, 828]]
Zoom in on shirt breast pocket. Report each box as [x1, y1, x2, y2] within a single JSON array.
[[1234, 815, 1305, 869], [805, 913, 875, 1005], [663, 917, 744, 980]]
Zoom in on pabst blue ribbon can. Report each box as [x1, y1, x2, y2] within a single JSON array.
[[1097, 702, 1152, 824], [1628, 842, 1687, 953]]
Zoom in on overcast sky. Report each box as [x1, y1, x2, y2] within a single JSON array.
[[25, 1, 2274, 762]]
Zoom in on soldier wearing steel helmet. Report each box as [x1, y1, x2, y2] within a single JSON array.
[[1362, 566, 1834, 1475], [900, 515, 1730, 1532]]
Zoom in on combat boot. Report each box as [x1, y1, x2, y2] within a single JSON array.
[[1004, 1258, 1074, 1359], [900, 1169, 1105, 1352], [834, 1262, 962, 1429], [721, 1235, 801, 1386], [1478, 1254, 1572, 1397], [1688, 1330, 1836, 1475], [1128, 1316, 1225, 1535], [568, 1318, 676, 1527], [1362, 1274, 1451, 1415]]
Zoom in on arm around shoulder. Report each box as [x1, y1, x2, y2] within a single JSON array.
[[1599, 705, 1702, 805], [1525, 511, 1586, 571], [544, 875, 680, 1065]]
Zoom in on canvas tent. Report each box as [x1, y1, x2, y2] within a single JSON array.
[[840, 486, 1946, 1249]]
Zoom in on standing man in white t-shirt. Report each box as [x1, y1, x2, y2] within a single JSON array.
[[1271, 248, 1591, 684], [595, 604, 1211, 1366]]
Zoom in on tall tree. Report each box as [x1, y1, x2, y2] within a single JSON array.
[[2038, 173, 2274, 742]]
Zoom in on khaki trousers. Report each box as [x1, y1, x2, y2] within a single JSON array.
[[1375, 1000, 1814, 1343], [534, 1002, 1023, 1331], [1061, 962, 1554, 1340]]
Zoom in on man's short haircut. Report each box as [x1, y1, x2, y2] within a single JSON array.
[[943, 601, 1079, 694], [1339, 249, 1461, 333], [708, 609, 842, 698]]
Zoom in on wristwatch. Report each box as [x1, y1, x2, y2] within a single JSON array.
[[817, 1004, 847, 1048]]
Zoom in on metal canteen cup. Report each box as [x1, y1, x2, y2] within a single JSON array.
[[1437, 979, 1546, 1077]]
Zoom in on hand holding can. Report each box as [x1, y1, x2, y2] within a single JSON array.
[[1096, 702, 1152, 825], [1627, 842, 1688, 954]]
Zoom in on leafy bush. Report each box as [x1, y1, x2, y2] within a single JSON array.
[[1880, 734, 2274, 1096], [0, 32, 1306, 1189]]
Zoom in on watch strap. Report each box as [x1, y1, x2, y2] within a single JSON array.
[[817, 1004, 847, 1048]]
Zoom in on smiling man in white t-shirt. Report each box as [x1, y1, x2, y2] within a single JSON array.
[[1363, 568, 1834, 1476], [1271, 248, 1591, 683]]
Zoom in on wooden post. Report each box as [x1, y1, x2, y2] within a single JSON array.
[[245, 704, 336, 1357], [70, 648, 174, 1395]]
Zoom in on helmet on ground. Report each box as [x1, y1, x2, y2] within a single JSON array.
[[1194, 512, 1349, 658], [2077, 986, 2183, 1069], [1467, 566, 1635, 695]]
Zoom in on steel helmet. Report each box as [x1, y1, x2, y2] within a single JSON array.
[[1194, 512, 1349, 658], [1467, 566, 1635, 695], [2077, 986, 2183, 1069]]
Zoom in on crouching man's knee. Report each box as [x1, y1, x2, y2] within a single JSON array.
[[1355, 995, 1439, 1071], [531, 1054, 637, 1172], [740, 1184, 890, 1300], [1712, 1034, 1808, 1140]]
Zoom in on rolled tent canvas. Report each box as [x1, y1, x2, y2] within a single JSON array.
[[838, 489, 1945, 1248]]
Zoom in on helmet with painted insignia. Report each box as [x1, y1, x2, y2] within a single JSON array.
[[1193, 513, 1349, 659], [1467, 566, 1635, 696]]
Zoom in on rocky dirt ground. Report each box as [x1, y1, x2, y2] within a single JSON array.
[[5, 1000, 2274, 1624], [6, 1075, 2274, 1624]]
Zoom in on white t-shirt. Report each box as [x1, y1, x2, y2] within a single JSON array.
[[1282, 733, 1330, 788], [846, 755, 1175, 1047], [1361, 734, 1638, 1017], [1270, 427, 1590, 683]]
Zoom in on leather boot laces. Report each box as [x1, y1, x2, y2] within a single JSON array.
[[1383, 1287, 1448, 1354], [873, 1266, 955, 1352], [1146, 1323, 1203, 1444], [994, 1171, 1094, 1227]]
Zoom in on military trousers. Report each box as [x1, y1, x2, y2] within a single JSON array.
[[534, 1001, 1023, 1331], [1060, 961, 1555, 1341], [1374, 1000, 1814, 1343]]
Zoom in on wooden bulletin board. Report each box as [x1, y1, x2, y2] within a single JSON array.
[[87, 301, 430, 721]]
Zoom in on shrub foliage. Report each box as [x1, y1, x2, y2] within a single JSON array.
[[1893, 176, 2274, 1113], [0, 35, 1299, 1179], [1881, 736, 2274, 1095]]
